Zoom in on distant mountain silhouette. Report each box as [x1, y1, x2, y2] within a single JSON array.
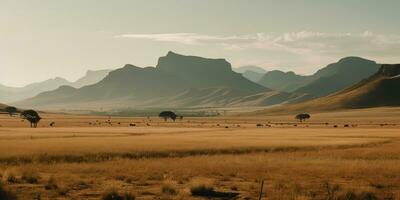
[[255, 64, 400, 114], [258, 70, 312, 92], [234, 65, 267, 74], [234, 66, 267, 82], [0, 69, 111, 103], [71, 69, 112, 88], [17, 52, 304, 110], [294, 57, 380, 98], [0, 77, 71, 103], [257, 57, 380, 97]]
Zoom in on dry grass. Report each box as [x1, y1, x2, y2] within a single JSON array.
[[0, 109, 399, 199]]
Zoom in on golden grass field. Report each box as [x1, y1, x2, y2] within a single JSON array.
[[0, 107, 399, 199]]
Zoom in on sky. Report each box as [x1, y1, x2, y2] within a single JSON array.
[[1, 0, 400, 87]]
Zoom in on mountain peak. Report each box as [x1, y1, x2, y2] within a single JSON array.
[[338, 56, 376, 64]]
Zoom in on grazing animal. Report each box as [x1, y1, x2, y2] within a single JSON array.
[[49, 122, 55, 127]]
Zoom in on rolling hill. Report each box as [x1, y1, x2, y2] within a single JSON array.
[[255, 64, 400, 115]]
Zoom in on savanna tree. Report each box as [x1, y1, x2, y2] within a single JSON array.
[[20, 110, 41, 128], [5, 106, 17, 116], [295, 113, 311, 122], [159, 111, 177, 122]]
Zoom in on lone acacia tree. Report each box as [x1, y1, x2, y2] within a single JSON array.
[[159, 111, 177, 122], [20, 110, 41, 128], [295, 113, 311, 122], [5, 106, 17, 116]]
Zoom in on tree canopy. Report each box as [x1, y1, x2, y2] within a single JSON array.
[[159, 111, 177, 121], [295, 113, 311, 122], [5, 106, 17, 116], [20, 109, 41, 128]]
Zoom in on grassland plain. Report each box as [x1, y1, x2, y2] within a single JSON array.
[[0, 108, 399, 199]]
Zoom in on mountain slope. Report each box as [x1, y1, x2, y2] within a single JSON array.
[[294, 57, 380, 98], [257, 57, 380, 97], [255, 64, 400, 115]]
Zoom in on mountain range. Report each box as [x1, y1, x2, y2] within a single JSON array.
[[9, 51, 397, 112], [16, 52, 290, 110], [0, 69, 112, 103]]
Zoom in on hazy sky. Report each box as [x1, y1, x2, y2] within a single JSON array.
[[1, 0, 400, 87]]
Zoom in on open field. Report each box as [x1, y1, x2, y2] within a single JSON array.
[[0, 108, 399, 199]]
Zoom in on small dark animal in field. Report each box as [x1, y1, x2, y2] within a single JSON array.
[[294, 124, 297, 127], [256, 123, 263, 127], [146, 123, 150, 126], [49, 122, 55, 127], [225, 126, 229, 128], [118, 122, 121, 125], [344, 124, 349, 128], [129, 123, 136, 127], [333, 125, 338, 128]]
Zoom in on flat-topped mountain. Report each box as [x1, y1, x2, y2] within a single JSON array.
[[157, 52, 266, 93]]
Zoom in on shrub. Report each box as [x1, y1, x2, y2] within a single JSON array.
[[0, 184, 17, 200], [21, 171, 40, 184], [190, 184, 215, 196], [161, 184, 177, 195], [44, 177, 58, 190], [358, 192, 377, 200], [102, 190, 135, 200], [2, 172, 17, 184]]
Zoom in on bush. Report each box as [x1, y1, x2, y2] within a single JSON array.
[[44, 177, 58, 190], [190, 184, 215, 196], [0, 184, 17, 200], [2, 172, 17, 184], [21, 171, 40, 184], [102, 190, 135, 200], [161, 184, 177, 195]]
